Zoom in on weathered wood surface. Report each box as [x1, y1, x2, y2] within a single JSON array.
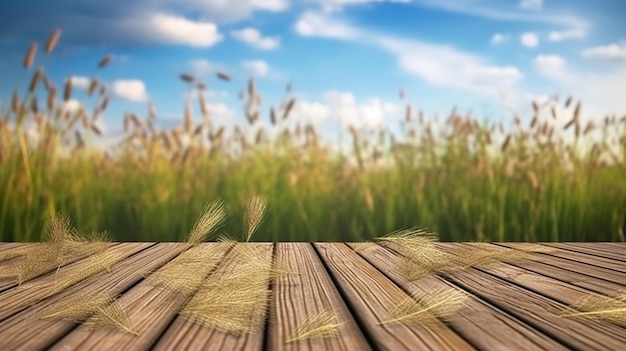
[[0, 242, 624, 351]]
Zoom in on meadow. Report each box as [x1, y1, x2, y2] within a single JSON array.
[[1, 29, 625, 242]]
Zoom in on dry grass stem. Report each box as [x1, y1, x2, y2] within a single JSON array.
[[45, 29, 62, 54], [244, 195, 267, 242], [352, 242, 380, 254], [98, 55, 113, 69], [286, 311, 344, 343], [560, 292, 626, 327], [23, 42, 38, 69], [46, 251, 123, 297], [146, 244, 231, 295], [41, 290, 136, 334], [186, 201, 228, 245], [381, 288, 468, 327], [216, 72, 231, 81]]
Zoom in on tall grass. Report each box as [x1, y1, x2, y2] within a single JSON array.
[[1, 29, 625, 242]]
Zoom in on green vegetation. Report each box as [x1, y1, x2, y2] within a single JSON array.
[[1, 29, 625, 242]]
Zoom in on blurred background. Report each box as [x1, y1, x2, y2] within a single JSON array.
[[0, 0, 625, 242]]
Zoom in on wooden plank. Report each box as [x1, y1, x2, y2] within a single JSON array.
[[0, 243, 119, 292], [436, 246, 626, 350], [0, 243, 147, 320], [560, 243, 626, 259], [348, 242, 568, 351], [0, 243, 36, 263], [471, 244, 626, 295], [541, 243, 626, 262], [152, 243, 274, 351], [494, 243, 626, 284], [314, 242, 474, 351], [0, 243, 31, 253], [267, 243, 372, 351], [49, 243, 231, 351], [0, 243, 186, 351], [515, 245, 626, 273]]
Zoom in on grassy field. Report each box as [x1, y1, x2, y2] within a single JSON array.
[[1, 29, 625, 242]]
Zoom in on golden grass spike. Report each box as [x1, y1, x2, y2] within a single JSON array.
[[46, 251, 122, 297], [146, 244, 228, 295], [216, 72, 231, 81], [283, 98, 295, 120], [46, 86, 56, 111], [63, 77, 72, 102], [286, 311, 344, 343], [186, 200, 228, 245], [98, 55, 113, 69], [30, 98, 38, 114], [45, 29, 62, 54], [184, 100, 193, 134], [501, 134, 511, 152], [41, 291, 137, 335], [564, 96, 572, 108], [381, 288, 468, 327], [560, 292, 626, 327], [179, 244, 274, 334], [28, 68, 43, 93], [41, 290, 114, 320], [11, 91, 20, 115], [352, 242, 379, 254], [270, 107, 277, 125], [43, 212, 76, 243], [248, 78, 255, 99], [23, 42, 38, 69], [88, 299, 138, 335], [180, 74, 195, 83], [244, 195, 267, 242]]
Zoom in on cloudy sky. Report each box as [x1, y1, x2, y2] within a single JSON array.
[[0, 0, 625, 139]]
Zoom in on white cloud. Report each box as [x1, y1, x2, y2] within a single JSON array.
[[231, 27, 280, 50], [241, 60, 270, 76], [411, 0, 588, 42], [528, 54, 626, 122], [520, 32, 539, 48], [204, 102, 235, 121], [376, 39, 523, 95], [548, 28, 586, 42], [490, 33, 508, 44], [69, 76, 90, 89], [62, 99, 83, 114], [294, 10, 360, 40], [583, 42, 626, 61], [146, 13, 222, 47], [112, 79, 148, 102], [533, 54, 567, 80], [296, 90, 402, 129], [309, 0, 411, 13], [295, 11, 523, 96], [518, 0, 543, 10], [188, 59, 224, 78], [161, 0, 289, 23]]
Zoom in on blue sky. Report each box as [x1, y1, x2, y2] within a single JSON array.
[[1, 0, 625, 144]]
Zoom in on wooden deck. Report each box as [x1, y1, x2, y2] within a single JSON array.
[[0, 242, 625, 351]]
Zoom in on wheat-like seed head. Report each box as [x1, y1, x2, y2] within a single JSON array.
[[44, 29, 62, 54], [381, 288, 468, 327], [560, 291, 626, 327], [286, 311, 344, 343], [98, 55, 113, 69], [46, 251, 122, 297], [23, 42, 38, 69], [41, 290, 137, 334], [146, 244, 231, 295], [186, 200, 228, 245], [244, 195, 267, 242]]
